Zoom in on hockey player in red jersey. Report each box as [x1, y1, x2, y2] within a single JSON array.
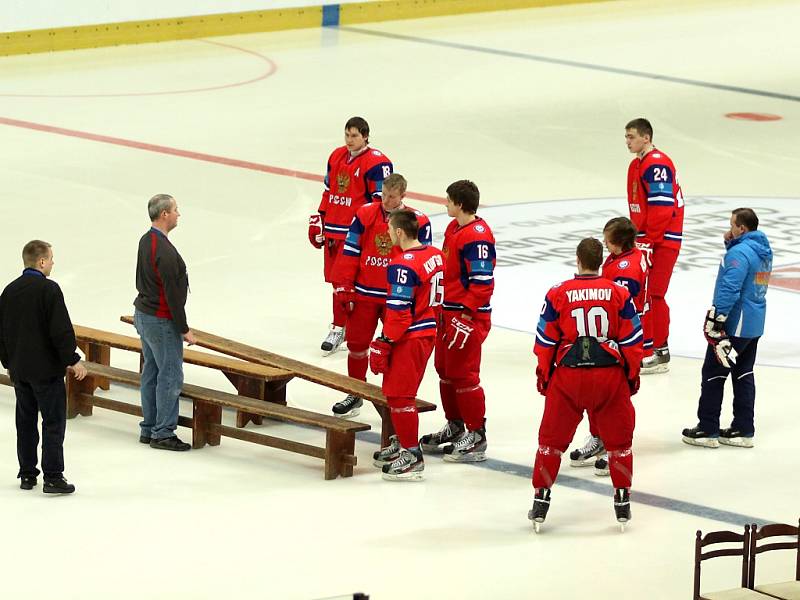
[[625, 117, 683, 373], [308, 116, 393, 356], [529, 238, 643, 532], [420, 180, 496, 462], [328, 174, 432, 418], [368, 210, 445, 481], [568, 217, 651, 475]]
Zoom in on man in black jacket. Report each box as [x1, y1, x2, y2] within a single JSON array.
[[0, 240, 87, 493], [134, 194, 195, 451]]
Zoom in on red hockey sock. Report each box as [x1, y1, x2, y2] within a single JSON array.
[[607, 448, 633, 489], [455, 384, 485, 431], [651, 296, 670, 349], [532, 445, 562, 489], [389, 397, 419, 449], [332, 292, 347, 328], [439, 379, 461, 421], [347, 347, 369, 381]]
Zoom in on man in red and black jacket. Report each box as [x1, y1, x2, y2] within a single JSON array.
[[133, 194, 195, 452]]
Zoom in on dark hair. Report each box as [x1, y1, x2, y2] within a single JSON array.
[[345, 116, 370, 140], [625, 118, 653, 141], [22, 240, 52, 268], [389, 209, 419, 239], [446, 180, 480, 214], [603, 217, 637, 251], [577, 237, 603, 271], [732, 207, 759, 231]]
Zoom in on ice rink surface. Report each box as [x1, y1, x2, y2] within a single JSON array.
[[1, 0, 799, 598]]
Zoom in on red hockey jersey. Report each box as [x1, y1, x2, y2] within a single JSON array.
[[441, 217, 496, 319], [318, 146, 393, 240], [331, 204, 432, 304], [627, 148, 684, 250], [601, 248, 649, 315], [534, 275, 643, 382], [383, 246, 445, 342]]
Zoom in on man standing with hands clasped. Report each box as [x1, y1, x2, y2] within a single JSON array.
[[134, 194, 196, 452], [0, 240, 87, 494]]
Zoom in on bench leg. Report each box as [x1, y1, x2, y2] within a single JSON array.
[[193, 400, 222, 449], [376, 406, 395, 448], [66, 375, 96, 418], [324, 430, 356, 480], [221, 373, 265, 428], [85, 343, 111, 391], [264, 380, 288, 406]]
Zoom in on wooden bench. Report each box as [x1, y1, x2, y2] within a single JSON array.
[[66, 361, 370, 479], [121, 315, 437, 446], [75, 324, 294, 428]]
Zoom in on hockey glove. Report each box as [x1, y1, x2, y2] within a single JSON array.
[[369, 337, 392, 375], [628, 375, 640, 396], [635, 240, 654, 268], [535, 367, 548, 396], [444, 314, 474, 351], [703, 307, 736, 368], [334, 284, 356, 315], [308, 214, 325, 249]]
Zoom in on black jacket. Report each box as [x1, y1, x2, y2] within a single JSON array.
[[133, 228, 189, 333], [0, 269, 80, 382]]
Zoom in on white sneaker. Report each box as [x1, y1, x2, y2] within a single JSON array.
[[321, 325, 345, 356]]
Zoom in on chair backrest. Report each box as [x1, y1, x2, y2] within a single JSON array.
[[694, 526, 750, 600], [748, 519, 800, 588]]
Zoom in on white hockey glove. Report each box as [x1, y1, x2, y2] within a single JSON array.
[[635, 241, 653, 268], [703, 306, 736, 368]]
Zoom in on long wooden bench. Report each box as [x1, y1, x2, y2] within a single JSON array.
[[75, 325, 294, 428], [121, 315, 436, 446], [66, 361, 370, 479]]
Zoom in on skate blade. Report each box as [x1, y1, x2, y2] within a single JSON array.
[[640, 364, 669, 375], [382, 471, 424, 482], [682, 436, 720, 448], [333, 408, 360, 420], [419, 444, 446, 454], [443, 451, 487, 463], [619, 522, 626, 533], [534, 521, 542, 534], [594, 468, 610, 477], [570, 457, 603, 467], [719, 438, 754, 448]]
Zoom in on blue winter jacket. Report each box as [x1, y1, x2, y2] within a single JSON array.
[[712, 230, 772, 338]]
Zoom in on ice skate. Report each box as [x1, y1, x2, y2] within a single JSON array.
[[594, 456, 610, 477], [719, 428, 754, 448], [640, 347, 669, 374], [373, 435, 402, 467], [382, 446, 424, 481], [443, 427, 487, 462], [569, 435, 605, 467], [528, 487, 551, 533], [614, 488, 631, 532], [682, 426, 720, 448], [332, 394, 363, 419], [321, 325, 345, 355], [419, 419, 465, 454]]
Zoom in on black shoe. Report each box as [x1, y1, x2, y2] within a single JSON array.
[[20, 476, 37, 490], [614, 488, 631, 523], [528, 487, 551, 532], [139, 435, 152, 444], [719, 428, 754, 448], [43, 477, 76, 494], [682, 426, 720, 448], [149, 436, 191, 451]]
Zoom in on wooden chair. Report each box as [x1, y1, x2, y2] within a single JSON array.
[[66, 361, 370, 480], [749, 520, 800, 599], [121, 315, 437, 446], [694, 526, 771, 599]]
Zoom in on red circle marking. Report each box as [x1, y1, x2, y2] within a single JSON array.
[[725, 112, 782, 121], [0, 39, 277, 98]]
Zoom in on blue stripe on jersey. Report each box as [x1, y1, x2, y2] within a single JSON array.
[[615, 277, 641, 299], [442, 302, 492, 313], [619, 326, 643, 347], [408, 318, 437, 331], [535, 323, 558, 347], [619, 299, 640, 321], [355, 283, 387, 298], [647, 197, 675, 206], [324, 223, 350, 234], [540, 297, 558, 323]]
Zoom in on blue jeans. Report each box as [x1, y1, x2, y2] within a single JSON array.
[[134, 310, 184, 440], [697, 336, 759, 436]]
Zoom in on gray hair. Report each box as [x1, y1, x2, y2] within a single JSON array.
[[148, 194, 175, 221]]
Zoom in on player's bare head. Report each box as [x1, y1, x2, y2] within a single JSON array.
[[345, 116, 370, 142], [576, 237, 603, 272], [383, 173, 407, 195], [732, 207, 759, 231], [603, 217, 637, 252], [22, 240, 52, 269], [148, 194, 176, 222], [389, 209, 419, 241], [446, 180, 480, 214], [625, 118, 653, 141]]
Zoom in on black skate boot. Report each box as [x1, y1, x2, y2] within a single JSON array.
[[419, 419, 465, 454], [569, 435, 605, 467], [528, 487, 551, 533], [614, 488, 631, 531], [332, 394, 363, 419]]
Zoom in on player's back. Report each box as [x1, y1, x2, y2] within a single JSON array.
[[602, 249, 648, 313]]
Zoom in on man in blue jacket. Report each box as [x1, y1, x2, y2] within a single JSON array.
[[682, 208, 772, 448]]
